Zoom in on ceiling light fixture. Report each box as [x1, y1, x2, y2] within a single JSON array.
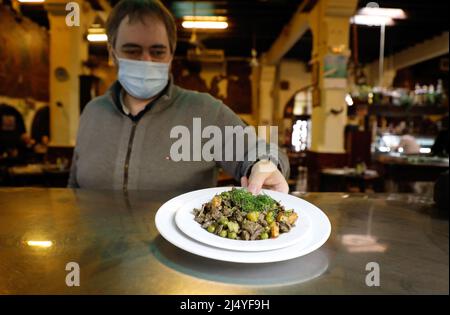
[[87, 27, 108, 42], [87, 34, 108, 42], [182, 16, 228, 30], [358, 7, 406, 19], [26, 240, 53, 248], [18, 0, 46, 3], [351, 5, 406, 26], [350, 3, 407, 87], [350, 15, 394, 27], [182, 21, 228, 29]]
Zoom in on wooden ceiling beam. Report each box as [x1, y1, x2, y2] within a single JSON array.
[[262, 0, 311, 65]]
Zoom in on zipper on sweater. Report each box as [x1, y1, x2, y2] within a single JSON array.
[[123, 121, 138, 192]]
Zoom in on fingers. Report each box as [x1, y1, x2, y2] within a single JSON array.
[[261, 173, 289, 193], [272, 178, 289, 194], [244, 160, 289, 194], [247, 170, 269, 195], [249, 170, 289, 194], [240, 176, 249, 188]]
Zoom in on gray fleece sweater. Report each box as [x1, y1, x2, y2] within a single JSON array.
[[68, 79, 289, 192]]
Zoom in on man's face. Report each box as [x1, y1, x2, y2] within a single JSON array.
[[112, 14, 172, 64]]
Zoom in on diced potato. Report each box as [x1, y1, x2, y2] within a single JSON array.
[[211, 196, 222, 209], [270, 222, 280, 238], [276, 212, 288, 223], [288, 212, 299, 225]]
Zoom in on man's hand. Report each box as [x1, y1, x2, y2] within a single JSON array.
[[240, 159, 289, 194]]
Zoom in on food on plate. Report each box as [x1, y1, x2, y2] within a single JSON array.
[[193, 188, 299, 240]]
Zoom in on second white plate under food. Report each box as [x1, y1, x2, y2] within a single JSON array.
[[174, 187, 312, 252]]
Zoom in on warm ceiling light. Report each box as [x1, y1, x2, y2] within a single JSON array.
[[182, 21, 228, 29], [351, 15, 394, 26], [351, 7, 406, 26], [87, 27, 108, 42], [87, 34, 108, 42], [358, 7, 406, 19], [18, 0, 46, 3], [26, 240, 53, 248], [183, 16, 227, 21], [182, 16, 228, 29], [345, 94, 354, 106]]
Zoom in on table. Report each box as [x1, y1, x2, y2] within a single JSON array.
[[5, 164, 69, 187], [0, 188, 448, 294], [376, 154, 448, 181], [375, 154, 448, 193], [320, 168, 381, 192]]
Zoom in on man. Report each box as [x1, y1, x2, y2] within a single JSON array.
[[68, 0, 289, 194], [0, 103, 27, 161], [431, 116, 449, 157], [397, 128, 420, 155]]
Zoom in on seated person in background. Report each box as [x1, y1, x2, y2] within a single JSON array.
[[431, 116, 449, 157], [434, 170, 449, 212], [0, 103, 28, 161], [31, 106, 50, 146], [431, 129, 449, 157], [397, 128, 421, 154], [31, 106, 51, 158]]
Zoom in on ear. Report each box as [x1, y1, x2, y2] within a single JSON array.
[[167, 53, 174, 64], [167, 55, 174, 72], [107, 43, 118, 67]]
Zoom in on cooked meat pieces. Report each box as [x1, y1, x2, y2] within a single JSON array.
[[193, 188, 299, 241]]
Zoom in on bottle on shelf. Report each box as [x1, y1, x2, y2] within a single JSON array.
[[436, 79, 443, 94], [436, 79, 444, 106], [414, 84, 422, 105], [428, 84, 436, 105], [422, 85, 429, 106]]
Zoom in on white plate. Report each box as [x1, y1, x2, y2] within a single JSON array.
[[155, 187, 331, 263], [174, 188, 311, 252]]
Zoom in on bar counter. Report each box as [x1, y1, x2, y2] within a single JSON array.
[[0, 188, 448, 294]]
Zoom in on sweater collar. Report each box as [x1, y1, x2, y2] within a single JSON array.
[[107, 75, 176, 116]]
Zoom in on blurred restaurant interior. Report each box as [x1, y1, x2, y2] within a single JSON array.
[[0, 0, 448, 199]]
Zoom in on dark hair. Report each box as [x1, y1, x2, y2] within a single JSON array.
[[106, 0, 177, 53]]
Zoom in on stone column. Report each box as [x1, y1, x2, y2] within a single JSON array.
[[307, 0, 358, 190], [45, 0, 93, 146], [309, 0, 358, 154]]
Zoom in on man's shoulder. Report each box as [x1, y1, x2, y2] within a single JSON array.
[[173, 85, 223, 111], [77, 92, 120, 130], [172, 85, 243, 126], [82, 92, 117, 115]]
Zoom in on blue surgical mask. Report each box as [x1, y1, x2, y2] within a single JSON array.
[[117, 57, 170, 100]]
